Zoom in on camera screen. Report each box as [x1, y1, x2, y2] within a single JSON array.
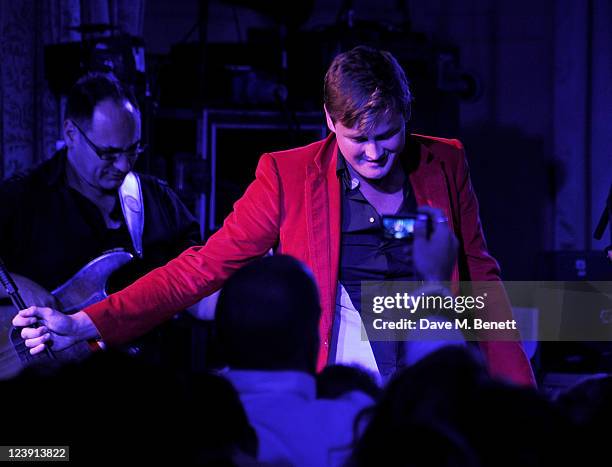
[[382, 216, 416, 239]]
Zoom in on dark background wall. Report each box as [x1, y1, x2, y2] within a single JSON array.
[[1, 0, 610, 280]]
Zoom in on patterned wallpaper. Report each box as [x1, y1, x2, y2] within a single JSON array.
[[0, 0, 143, 179]]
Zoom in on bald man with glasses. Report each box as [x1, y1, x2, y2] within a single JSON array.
[[0, 72, 200, 365], [71, 119, 146, 165]]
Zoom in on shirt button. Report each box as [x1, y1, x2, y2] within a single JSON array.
[[369, 217, 375, 223], [324, 340, 329, 347]]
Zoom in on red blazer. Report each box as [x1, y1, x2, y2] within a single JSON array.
[[85, 133, 535, 386]]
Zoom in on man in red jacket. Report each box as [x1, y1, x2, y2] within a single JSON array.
[[14, 46, 534, 385]]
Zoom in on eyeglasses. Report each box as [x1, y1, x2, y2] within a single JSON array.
[[71, 121, 146, 163]]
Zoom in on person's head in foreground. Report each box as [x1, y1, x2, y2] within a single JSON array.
[[215, 254, 321, 374], [348, 346, 574, 467]]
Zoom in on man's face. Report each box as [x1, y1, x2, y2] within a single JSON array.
[[65, 99, 141, 191], [325, 108, 406, 181]]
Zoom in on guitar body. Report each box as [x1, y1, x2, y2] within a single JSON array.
[[0, 249, 133, 379]]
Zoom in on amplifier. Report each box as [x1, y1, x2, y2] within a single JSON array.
[[199, 109, 327, 235], [538, 251, 612, 375], [538, 251, 611, 281]]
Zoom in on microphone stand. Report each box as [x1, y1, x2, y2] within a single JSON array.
[[593, 182, 612, 262]]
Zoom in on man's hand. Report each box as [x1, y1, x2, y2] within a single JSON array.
[[414, 206, 458, 282], [2, 274, 60, 309], [12, 306, 77, 354]]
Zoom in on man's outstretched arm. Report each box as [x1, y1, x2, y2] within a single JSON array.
[[14, 153, 283, 353]]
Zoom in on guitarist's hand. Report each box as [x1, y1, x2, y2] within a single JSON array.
[[12, 306, 77, 354]]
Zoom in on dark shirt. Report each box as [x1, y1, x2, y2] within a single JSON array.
[[0, 149, 200, 294], [336, 152, 418, 379], [337, 153, 418, 312]]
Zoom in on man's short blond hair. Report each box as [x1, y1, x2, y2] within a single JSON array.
[[324, 46, 412, 133]]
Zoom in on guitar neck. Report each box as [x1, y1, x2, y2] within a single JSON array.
[[0, 259, 27, 310], [0, 257, 55, 361]]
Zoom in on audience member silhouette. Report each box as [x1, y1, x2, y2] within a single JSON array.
[[555, 375, 612, 466], [1, 350, 256, 464], [215, 255, 374, 466], [348, 346, 573, 467]]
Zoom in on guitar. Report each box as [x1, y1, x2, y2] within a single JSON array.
[[0, 249, 133, 380]]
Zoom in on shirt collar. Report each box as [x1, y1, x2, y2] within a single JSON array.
[[45, 148, 124, 222], [335, 131, 420, 181], [336, 146, 414, 200], [45, 147, 70, 187], [336, 150, 361, 192]]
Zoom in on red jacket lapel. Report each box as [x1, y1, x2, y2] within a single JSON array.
[[407, 137, 460, 281], [305, 137, 341, 369]]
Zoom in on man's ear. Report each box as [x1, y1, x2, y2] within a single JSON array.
[[63, 120, 76, 149], [323, 105, 336, 134]]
